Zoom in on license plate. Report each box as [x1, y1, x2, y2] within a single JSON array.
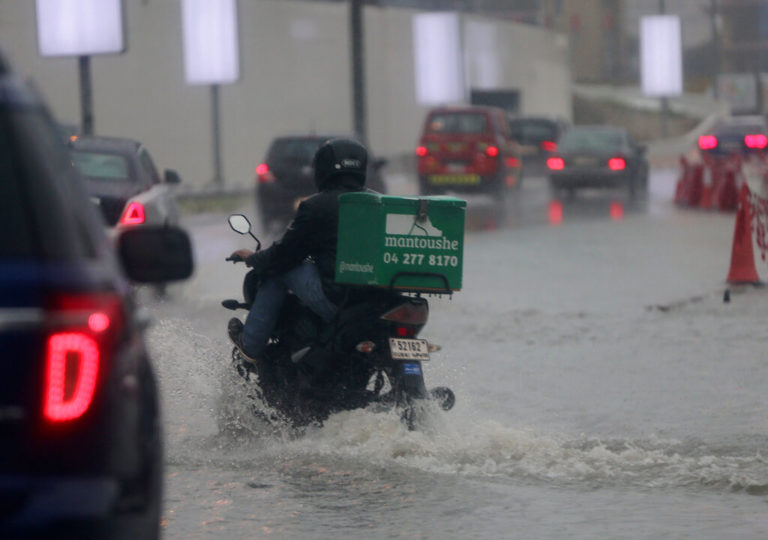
[[573, 156, 598, 166], [389, 338, 429, 361]]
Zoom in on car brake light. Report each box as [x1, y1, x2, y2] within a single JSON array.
[[381, 301, 428, 325], [698, 135, 718, 150], [256, 163, 275, 184], [745, 134, 768, 149], [121, 202, 145, 225], [43, 293, 123, 423], [541, 140, 557, 152], [485, 146, 499, 157], [416, 146, 428, 157], [547, 157, 565, 170], [608, 157, 626, 171]]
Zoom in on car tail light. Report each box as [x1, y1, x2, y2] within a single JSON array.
[[744, 134, 768, 149], [485, 146, 499, 157], [541, 140, 557, 152], [120, 202, 145, 225], [416, 146, 428, 157], [547, 157, 565, 170], [698, 135, 718, 150], [608, 157, 626, 171], [380, 301, 428, 326], [43, 293, 124, 423], [256, 163, 275, 184]]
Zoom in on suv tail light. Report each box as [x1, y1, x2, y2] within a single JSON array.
[[745, 134, 768, 149], [43, 293, 124, 423], [698, 135, 718, 150], [120, 202, 145, 225], [608, 157, 626, 171], [256, 163, 276, 184], [547, 157, 565, 170]]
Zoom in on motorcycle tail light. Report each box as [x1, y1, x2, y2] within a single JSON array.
[[485, 146, 499, 157], [120, 202, 145, 225], [381, 301, 428, 326], [43, 293, 123, 423], [395, 326, 416, 337], [416, 146, 428, 157]]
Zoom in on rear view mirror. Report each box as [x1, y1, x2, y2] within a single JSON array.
[[228, 214, 251, 235], [164, 169, 182, 184], [118, 226, 194, 283]]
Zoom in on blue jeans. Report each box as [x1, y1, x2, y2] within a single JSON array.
[[241, 260, 338, 358]]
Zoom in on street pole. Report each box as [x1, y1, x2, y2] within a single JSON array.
[[349, 0, 367, 144], [710, 0, 720, 99], [659, 0, 669, 139], [211, 84, 223, 187], [78, 56, 94, 135]]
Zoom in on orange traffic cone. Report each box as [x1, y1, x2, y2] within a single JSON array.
[[726, 183, 761, 284]]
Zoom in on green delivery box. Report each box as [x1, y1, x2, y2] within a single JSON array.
[[336, 192, 466, 292]]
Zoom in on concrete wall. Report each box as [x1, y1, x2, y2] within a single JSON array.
[[0, 0, 571, 192]]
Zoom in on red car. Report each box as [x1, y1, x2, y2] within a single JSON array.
[[416, 105, 521, 196]]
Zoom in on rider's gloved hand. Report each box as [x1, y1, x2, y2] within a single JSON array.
[[228, 249, 254, 266]]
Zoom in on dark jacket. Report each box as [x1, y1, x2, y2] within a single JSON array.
[[245, 174, 369, 302]]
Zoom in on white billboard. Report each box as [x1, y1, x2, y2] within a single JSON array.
[[640, 15, 683, 97], [182, 0, 240, 85], [36, 0, 125, 57], [412, 13, 464, 105]]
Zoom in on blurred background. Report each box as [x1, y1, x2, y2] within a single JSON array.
[[1, 0, 766, 192]]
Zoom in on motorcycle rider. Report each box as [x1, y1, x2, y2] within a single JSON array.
[[228, 137, 372, 363]]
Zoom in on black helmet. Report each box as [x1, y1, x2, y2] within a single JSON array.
[[312, 137, 368, 191]]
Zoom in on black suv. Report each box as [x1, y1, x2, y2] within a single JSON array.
[[0, 54, 193, 539], [255, 134, 387, 233]]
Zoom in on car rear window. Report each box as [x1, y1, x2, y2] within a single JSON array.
[[509, 120, 558, 143], [426, 113, 488, 134], [73, 150, 131, 181], [559, 129, 623, 152], [268, 139, 324, 163]]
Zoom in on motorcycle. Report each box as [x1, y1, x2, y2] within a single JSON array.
[[222, 213, 455, 430]]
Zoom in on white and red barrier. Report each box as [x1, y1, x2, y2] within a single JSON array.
[[726, 154, 768, 284], [675, 153, 743, 212]]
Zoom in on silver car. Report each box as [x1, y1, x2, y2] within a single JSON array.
[[71, 136, 181, 234]]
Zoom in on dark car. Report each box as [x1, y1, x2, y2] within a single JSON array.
[[416, 105, 522, 195], [697, 115, 768, 158], [508, 115, 569, 176], [255, 134, 387, 233], [0, 54, 193, 539], [546, 125, 648, 199], [70, 136, 182, 233]]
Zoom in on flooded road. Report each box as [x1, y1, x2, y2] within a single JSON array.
[[144, 169, 768, 539]]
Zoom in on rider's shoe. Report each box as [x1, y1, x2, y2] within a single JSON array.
[[227, 317, 259, 365]]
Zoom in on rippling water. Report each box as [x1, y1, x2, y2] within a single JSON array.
[[146, 175, 768, 538]]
